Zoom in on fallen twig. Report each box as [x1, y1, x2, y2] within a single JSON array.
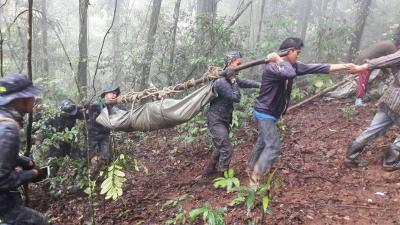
[[288, 74, 358, 112]]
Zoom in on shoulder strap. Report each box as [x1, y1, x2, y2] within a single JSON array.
[[0, 116, 20, 129]]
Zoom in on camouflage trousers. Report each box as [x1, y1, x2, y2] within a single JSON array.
[[207, 116, 233, 172], [0, 193, 48, 225]]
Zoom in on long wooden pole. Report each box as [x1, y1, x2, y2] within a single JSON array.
[[287, 74, 358, 112]]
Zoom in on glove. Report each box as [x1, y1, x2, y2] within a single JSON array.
[[354, 98, 364, 106], [32, 166, 48, 183]]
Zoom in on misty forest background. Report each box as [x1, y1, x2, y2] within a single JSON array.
[[1, 0, 399, 102]]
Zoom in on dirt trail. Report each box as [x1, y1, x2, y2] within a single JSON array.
[[33, 99, 400, 225]]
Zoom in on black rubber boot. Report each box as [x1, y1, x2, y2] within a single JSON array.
[[204, 160, 218, 175], [344, 141, 364, 167], [382, 145, 400, 171], [204, 150, 219, 175]]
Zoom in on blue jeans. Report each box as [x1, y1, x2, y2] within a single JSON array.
[[355, 109, 400, 147], [248, 118, 281, 174]]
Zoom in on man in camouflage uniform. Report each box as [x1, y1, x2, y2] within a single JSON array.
[[35, 99, 85, 158], [205, 51, 261, 176], [346, 49, 400, 171], [0, 74, 48, 225], [88, 86, 126, 175]]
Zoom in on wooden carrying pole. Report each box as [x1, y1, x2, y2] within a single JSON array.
[[287, 74, 358, 112], [218, 50, 288, 77]]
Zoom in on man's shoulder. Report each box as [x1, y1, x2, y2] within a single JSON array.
[[213, 77, 229, 87]]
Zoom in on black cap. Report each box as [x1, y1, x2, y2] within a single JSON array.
[[58, 99, 78, 116], [101, 86, 120, 98], [0, 74, 41, 106]]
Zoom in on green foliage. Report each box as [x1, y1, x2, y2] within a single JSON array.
[[213, 168, 240, 193], [175, 113, 208, 144], [31, 103, 81, 164], [189, 203, 226, 225], [291, 87, 307, 103], [306, 75, 333, 94], [100, 163, 126, 200], [229, 170, 281, 215], [45, 156, 89, 197], [276, 119, 290, 141], [100, 154, 147, 200], [309, 17, 353, 62], [162, 194, 192, 225], [340, 105, 357, 120]]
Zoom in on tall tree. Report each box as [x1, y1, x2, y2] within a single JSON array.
[[166, 0, 181, 85], [300, 0, 313, 41], [139, 0, 162, 90], [256, 0, 267, 47], [41, 0, 49, 77], [112, 0, 123, 85], [347, 0, 372, 61], [0, 31, 3, 77], [24, 0, 33, 206], [78, 0, 89, 96], [195, 0, 217, 46]]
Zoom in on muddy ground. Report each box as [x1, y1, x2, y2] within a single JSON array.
[[32, 99, 400, 225]]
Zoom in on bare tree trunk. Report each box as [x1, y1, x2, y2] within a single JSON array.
[[196, 0, 217, 51], [300, 0, 312, 41], [184, 1, 252, 81], [24, 0, 33, 206], [0, 31, 3, 77], [112, 0, 123, 85], [41, 0, 49, 77], [140, 0, 162, 90], [256, 0, 267, 47], [347, 0, 372, 61], [78, 0, 89, 96], [166, 0, 181, 85], [331, 0, 338, 18]]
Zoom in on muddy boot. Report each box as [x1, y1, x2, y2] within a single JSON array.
[[382, 145, 400, 171], [344, 141, 364, 167], [204, 160, 218, 175], [204, 151, 219, 176]]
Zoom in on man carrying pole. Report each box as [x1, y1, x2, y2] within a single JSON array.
[[205, 51, 261, 176], [247, 37, 354, 186], [345, 49, 400, 171]]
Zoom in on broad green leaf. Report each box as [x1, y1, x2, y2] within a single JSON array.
[[114, 170, 125, 177], [227, 168, 234, 178], [229, 195, 245, 206], [262, 196, 270, 213], [189, 208, 205, 219], [246, 192, 255, 214]]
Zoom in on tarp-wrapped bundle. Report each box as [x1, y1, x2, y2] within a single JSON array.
[[96, 84, 214, 132]]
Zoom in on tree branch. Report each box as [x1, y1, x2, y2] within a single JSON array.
[[90, 0, 118, 102], [0, 0, 8, 9]]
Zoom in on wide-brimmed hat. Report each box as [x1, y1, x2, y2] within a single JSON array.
[[0, 74, 41, 106], [101, 86, 120, 98]]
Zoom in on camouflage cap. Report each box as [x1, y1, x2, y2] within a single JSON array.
[[0, 74, 41, 106], [58, 99, 78, 116], [224, 51, 243, 65], [101, 86, 120, 98]]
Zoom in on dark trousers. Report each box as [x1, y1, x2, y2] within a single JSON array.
[[0, 193, 48, 225], [208, 116, 233, 172], [89, 136, 111, 161], [248, 118, 281, 174]]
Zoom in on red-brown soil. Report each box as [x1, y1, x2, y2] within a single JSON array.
[[32, 99, 400, 225]]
